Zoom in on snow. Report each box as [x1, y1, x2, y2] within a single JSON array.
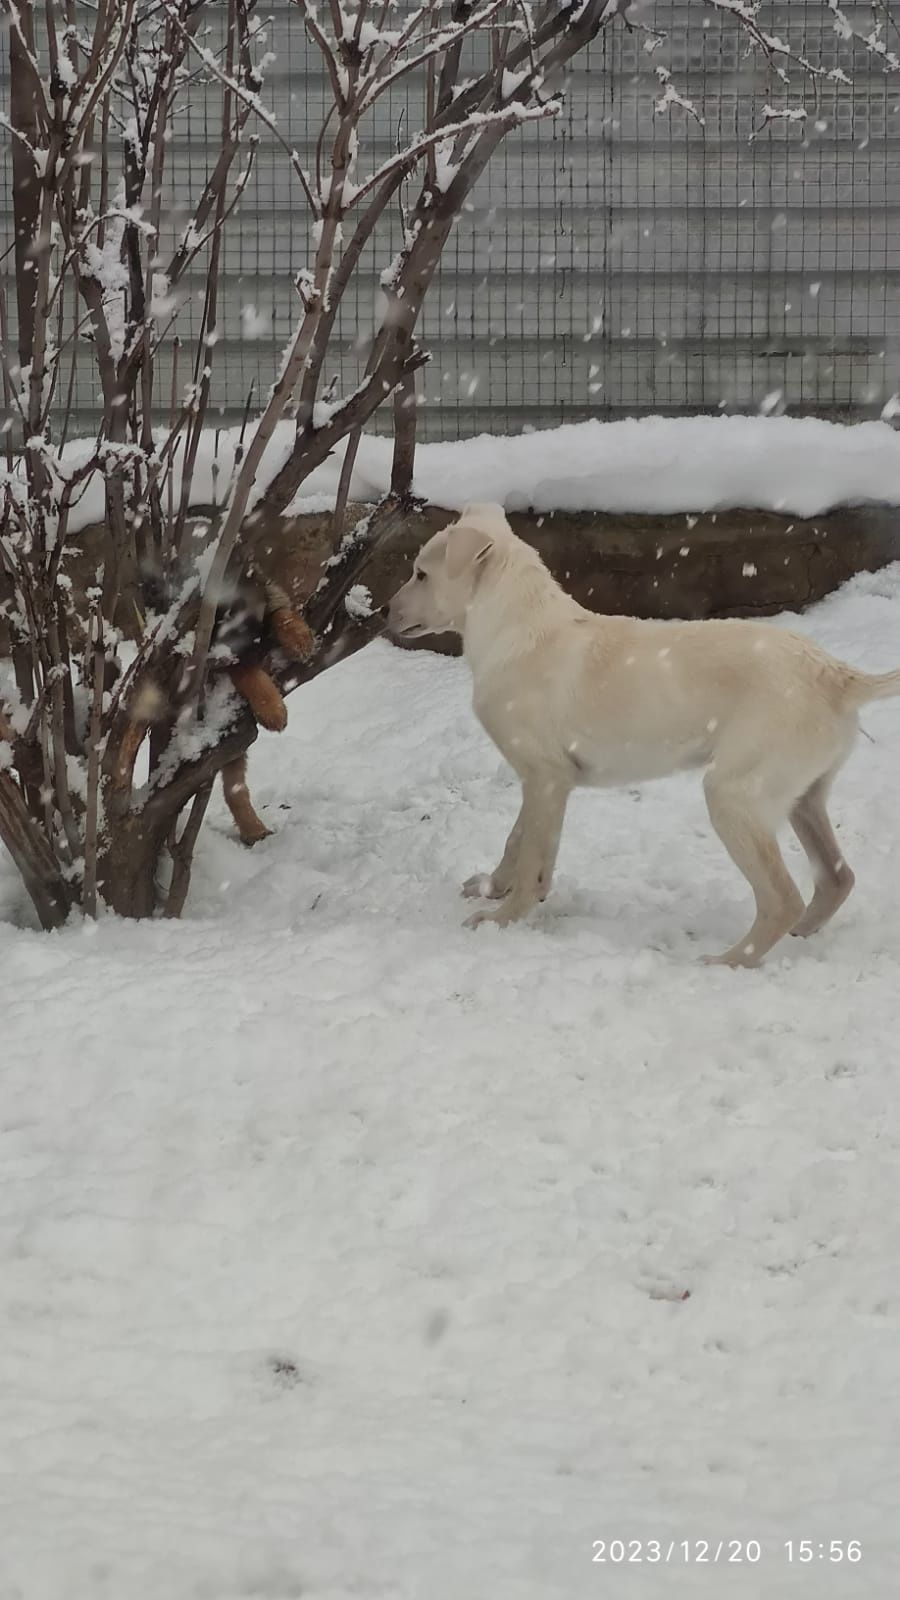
[[49, 415, 900, 537], [241, 304, 273, 339], [389, 415, 900, 518], [81, 191, 131, 364], [344, 582, 374, 619], [654, 66, 705, 125], [4, 565, 900, 1597]]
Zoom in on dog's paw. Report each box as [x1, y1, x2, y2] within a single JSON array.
[[701, 948, 760, 970], [239, 823, 273, 847], [464, 902, 523, 930], [461, 873, 502, 900], [465, 906, 497, 929]]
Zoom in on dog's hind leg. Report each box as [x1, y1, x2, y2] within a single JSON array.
[[790, 774, 855, 936], [222, 753, 271, 846], [703, 773, 805, 967]]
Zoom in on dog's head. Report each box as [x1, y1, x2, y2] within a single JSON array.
[[387, 503, 511, 640]]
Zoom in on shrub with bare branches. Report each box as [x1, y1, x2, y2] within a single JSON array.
[[0, 0, 896, 926]]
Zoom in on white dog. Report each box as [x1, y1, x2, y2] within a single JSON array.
[[388, 503, 900, 967]]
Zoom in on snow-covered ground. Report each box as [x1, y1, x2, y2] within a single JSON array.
[[4, 567, 900, 1598]]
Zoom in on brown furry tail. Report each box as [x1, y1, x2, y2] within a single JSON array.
[[228, 662, 288, 731], [269, 606, 315, 662], [264, 582, 316, 662]]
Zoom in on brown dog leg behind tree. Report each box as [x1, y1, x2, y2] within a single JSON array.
[[221, 583, 315, 845], [221, 751, 271, 845]]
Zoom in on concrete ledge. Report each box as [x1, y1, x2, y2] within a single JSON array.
[[247, 501, 900, 656], [9, 502, 897, 659]]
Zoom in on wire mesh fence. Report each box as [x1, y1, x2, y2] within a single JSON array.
[[2, 1, 899, 440]]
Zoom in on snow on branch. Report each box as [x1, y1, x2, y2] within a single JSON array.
[[749, 103, 808, 141], [351, 95, 562, 207], [654, 66, 705, 126], [355, 1, 510, 112], [825, 1, 900, 74], [643, 1, 900, 136], [702, 0, 900, 80]]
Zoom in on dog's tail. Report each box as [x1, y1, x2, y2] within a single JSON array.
[[847, 665, 900, 704]]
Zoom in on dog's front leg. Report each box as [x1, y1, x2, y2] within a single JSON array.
[[466, 774, 569, 929], [462, 804, 524, 900]]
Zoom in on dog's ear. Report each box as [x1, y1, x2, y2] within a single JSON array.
[[460, 502, 509, 531], [444, 520, 495, 581]]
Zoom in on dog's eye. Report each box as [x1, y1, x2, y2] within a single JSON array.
[[415, 570, 427, 582]]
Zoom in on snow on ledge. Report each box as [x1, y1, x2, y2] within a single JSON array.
[[385, 416, 900, 521], [53, 414, 900, 537]]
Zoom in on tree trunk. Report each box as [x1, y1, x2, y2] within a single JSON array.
[[0, 770, 72, 928], [97, 814, 169, 919], [9, 21, 42, 370], [96, 706, 261, 917]]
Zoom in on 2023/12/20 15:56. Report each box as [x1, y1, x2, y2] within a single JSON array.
[[591, 1540, 862, 1564]]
